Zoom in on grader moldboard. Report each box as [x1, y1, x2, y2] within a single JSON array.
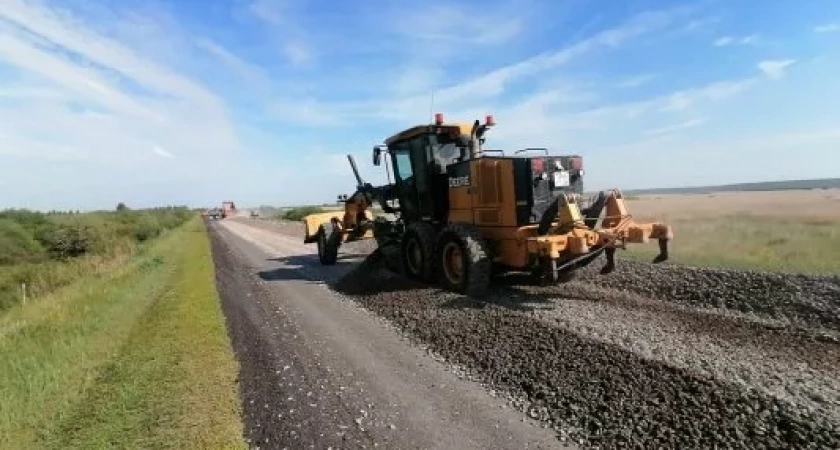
[[302, 113, 673, 297]]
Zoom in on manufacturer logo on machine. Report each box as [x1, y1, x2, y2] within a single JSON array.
[[449, 175, 471, 187]]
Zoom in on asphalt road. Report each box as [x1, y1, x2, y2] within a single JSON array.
[[208, 219, 566, 450]]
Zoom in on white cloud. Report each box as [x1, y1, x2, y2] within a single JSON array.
[[683, 16, 720, 32], [0, 1, 222, 106], [758, 59, 796, 79], [387, 2, 524, 46], [195, 38, 269, 86], [0, 0, 244, 202], [713, 34, 758, 47], [246, 0, 315, 67], [660, 79, 756, 111], [0, 32, 161, 122], [350, 8, 689, 124], [389, 66, 444, 97], [587, 125, 840, 189], [152, 145, 175, 159], [615, 73, 658, 88], [814, 23, 840, 33], [713, 36, 733, 46], [282, 40, 314, 67], [470, 76, 756, 151], [642, 118, 707, 136], [247, 0, 290, 25], [268, 98, 354, 126]]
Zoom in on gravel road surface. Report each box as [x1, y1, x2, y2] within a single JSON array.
[[212, 218, 840, 449], [208, 219, 563, 450]]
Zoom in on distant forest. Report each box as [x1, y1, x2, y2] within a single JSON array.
[[621, 178, 840, 196]]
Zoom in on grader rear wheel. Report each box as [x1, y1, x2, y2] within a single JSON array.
[[435, 224, 491, 298], [441, 241, 465, 285], [401, 222, 436, 281]]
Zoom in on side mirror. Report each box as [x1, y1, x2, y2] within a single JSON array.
[[373, 146, 381, 166]]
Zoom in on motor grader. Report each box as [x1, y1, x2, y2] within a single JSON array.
[[301, 113, 673, 297]]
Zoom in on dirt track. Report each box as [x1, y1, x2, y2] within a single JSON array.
[[210, 217, 840, 449]]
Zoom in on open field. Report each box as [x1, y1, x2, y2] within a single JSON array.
[[619, 189, 840, 274], [0, 218, 245, 449], [624, 177, 840, 196]]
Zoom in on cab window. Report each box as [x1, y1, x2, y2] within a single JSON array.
[[392, 147, 413, 181], [396, 152, 413, 180]]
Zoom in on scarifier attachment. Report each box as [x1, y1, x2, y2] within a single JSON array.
[[597, 189, 672, 267], [528, 189, 672, 281]]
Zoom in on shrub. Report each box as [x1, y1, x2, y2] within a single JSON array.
[[0, 209, 50, 232], [281, 206, 325, 221], [35, 221, 98, 259], [0, 219, 45, 265], [133, 214, 162, 242], [0, 206, 196, 310]]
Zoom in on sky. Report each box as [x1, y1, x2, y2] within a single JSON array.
[[0, 0, 839, 211]]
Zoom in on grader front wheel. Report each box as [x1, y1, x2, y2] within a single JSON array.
[[435, 225, 491, 298], [317, 223, 340, 265]]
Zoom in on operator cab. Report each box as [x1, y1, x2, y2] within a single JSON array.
[[372, 113, 585, 226], [372, 114, 477, 222]]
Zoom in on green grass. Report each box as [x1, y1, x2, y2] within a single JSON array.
[[622, 213, 840, 275], [0, 218, 245, 449]]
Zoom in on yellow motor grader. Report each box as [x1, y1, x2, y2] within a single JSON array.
[[302, 113, 673, 297]]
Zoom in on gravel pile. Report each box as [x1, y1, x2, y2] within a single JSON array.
[[331, 268, 840, 449], [510, 281, 840, 424], [572, 258, 840, 332]]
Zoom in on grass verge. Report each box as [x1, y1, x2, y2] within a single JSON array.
[[0, 218, 245, 449]]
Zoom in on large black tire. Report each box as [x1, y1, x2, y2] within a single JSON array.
[[401, 222, 436, 281], [435, 224, 492, 298], [317, 223, 340, 265]]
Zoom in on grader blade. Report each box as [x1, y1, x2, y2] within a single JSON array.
[[601, 247, 616, 274]]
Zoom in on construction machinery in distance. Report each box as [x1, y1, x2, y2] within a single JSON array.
[[302, 113, 673, 297], [221, 201, 237, 219]]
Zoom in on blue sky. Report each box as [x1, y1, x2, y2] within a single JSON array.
[[1, 0, 839, 211]]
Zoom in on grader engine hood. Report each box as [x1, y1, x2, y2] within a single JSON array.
[[527, 155, 584, 224], [530, 156, 582, 189]]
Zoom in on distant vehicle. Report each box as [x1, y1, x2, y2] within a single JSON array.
[[250, 210, 260, 219], [207, 208, 222, 220], [221, 201, 236, 219]]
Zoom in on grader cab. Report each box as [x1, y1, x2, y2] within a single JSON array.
[[302, 113, 673, 297]]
